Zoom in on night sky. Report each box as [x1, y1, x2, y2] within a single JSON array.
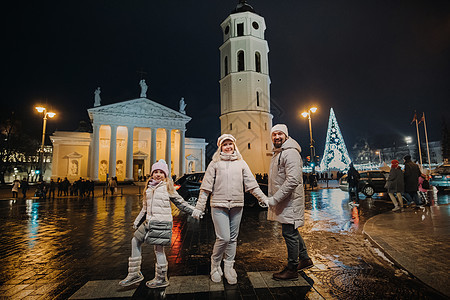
[[4, 0, 450, 157]]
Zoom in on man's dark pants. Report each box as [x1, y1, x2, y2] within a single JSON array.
[[282, 224, 310, 269]]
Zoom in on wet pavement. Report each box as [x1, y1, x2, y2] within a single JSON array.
[[0, 183, 448, 299]]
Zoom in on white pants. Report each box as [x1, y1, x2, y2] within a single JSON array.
[[211, 206, 243, 263], [131, 237, 167, 265], [388, 192, 403, 208]]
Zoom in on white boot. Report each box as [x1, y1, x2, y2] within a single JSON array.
[[223, 260, 237, 285], [210, 259, 223, 283], [146, 263, 169, 288], [119, 257, 144, 286]]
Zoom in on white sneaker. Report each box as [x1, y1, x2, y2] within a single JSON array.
[[392, 206, 401, 212]]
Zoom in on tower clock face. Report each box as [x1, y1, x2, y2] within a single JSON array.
[[252, 22, 259, 29], [225, 25, 230, 34]]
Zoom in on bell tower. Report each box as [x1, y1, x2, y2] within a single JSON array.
[[219, 0, 273, 175]]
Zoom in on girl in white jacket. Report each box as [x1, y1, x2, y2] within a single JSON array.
[[119, 160, 196, 288], [192, 134, 267, 284]]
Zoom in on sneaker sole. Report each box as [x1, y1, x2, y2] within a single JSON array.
[[146, 282, 169, 289], [119, 277, 144, 287]]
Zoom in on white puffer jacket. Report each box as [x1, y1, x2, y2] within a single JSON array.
[[268, 138, 305, 228], [134, 181, 194, 226], [195, 153, 264, 211]]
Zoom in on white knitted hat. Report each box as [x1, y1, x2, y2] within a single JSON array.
[[217, 134, 236, 147], [271, 124, 289, 137]]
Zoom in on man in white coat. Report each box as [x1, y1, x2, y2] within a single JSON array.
[[267, 124, 313, 280]]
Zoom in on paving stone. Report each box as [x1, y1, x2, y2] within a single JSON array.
[[247, 271, 310, 289], [68, 280, 136, 299], [165, 275, 224, 294]]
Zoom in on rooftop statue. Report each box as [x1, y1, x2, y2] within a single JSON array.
[[94, 87, 101, 107], [139, 79, 148, 98], [179, 97, 186, 114]]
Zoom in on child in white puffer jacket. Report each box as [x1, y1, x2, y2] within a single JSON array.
[[119, 159, 196, 289]]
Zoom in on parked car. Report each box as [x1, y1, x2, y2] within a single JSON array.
[[430, 164, 450, 191], [339, 170, 388, 197], [174, 172, 268, 210]]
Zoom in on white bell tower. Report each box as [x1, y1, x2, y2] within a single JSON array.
[[219, 0, 273, 175]]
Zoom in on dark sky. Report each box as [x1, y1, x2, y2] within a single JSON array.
[[4, 0, 450, 157]]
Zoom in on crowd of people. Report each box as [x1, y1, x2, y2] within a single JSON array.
[[347, 155, 431, 210], [11, 177, 96, 199]]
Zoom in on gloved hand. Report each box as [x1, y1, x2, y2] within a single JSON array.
[[260, 196, 269, 207], [267, 197, 276, 207], [192, 208, 204, 220], [132, 223, 138, 230]]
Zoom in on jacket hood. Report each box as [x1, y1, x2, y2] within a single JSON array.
[[279, 138, 302, 153]]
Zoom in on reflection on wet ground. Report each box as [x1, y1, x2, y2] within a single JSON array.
[[0, 188, 448, 299]]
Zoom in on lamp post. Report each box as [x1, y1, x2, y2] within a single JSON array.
[[35, 106, 55, 181], [301, 107, 318, 174], [405, 136, 412, 156], [375, 150, 382, 166]]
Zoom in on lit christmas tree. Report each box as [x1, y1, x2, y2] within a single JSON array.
[[319, 108, 352, 170]]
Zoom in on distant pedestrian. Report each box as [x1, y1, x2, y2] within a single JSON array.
[[266, 124, 313, 281], [403, 155, 421, 207], [11, 178, 20, 198], [418, 174, 429, 206], [192, 134, 267, 284], [347, 163, 361, 204], [49, 179, 56, 198], [21, 179, 29, 198], [385, 160, 404, 211], [63, 178, 70, 196], [119, 160, 196, 288], [109, 177, 117, 195], [57, 178, 62, 196]]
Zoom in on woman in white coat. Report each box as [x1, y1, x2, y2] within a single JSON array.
[[192, 134, 267, 284]]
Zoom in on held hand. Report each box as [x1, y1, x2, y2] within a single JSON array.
[[267, 197, 276, 207], [192, 208, 204, 220], [261, 196, 269, 207], [132, 223, 138, 230]]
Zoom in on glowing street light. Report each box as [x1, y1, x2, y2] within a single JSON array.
[[375, 150, 382, 165], [301, 107, 318, 174], [35, 106, 56, 181], [405, 136, 412, 155]]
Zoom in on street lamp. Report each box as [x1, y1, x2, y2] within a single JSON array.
[[405, 136, 412, 156], [35, 106, 56, 181], [375, 150, 382, 165], [301, 107, 318, 174]]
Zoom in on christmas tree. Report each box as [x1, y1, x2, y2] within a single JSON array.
[[319, 108, 352, 170]]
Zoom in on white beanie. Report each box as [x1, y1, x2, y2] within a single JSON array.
[[271, 124, 289, 137], [217, 134, 236, 147], [151, 159, 169, 177]]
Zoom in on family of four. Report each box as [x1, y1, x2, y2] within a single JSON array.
[[118, 124, 313, 288]]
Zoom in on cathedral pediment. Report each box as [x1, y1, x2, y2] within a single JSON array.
[[88, 98, 191, 126]]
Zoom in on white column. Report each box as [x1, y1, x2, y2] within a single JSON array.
[[165, 129, 172, 176], [92, 124, 100, 181], [150, 127, 157, 165], [125, 125, 134, 181], [109, 125, 117, 178], [179, 129, 186, 176], [52, 144, 59, 179]]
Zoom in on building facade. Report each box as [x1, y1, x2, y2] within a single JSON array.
[[51, 97, 207, 182], [219, 1, 273, 175]]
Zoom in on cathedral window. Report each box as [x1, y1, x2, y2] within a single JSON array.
[[237, 51, 245, 72], [237, 23, 244, 36], [248, 122, 251, 129], [255, 52, 261, 73], [266, 143, 268, 150], [265, 122, 267, 130], [248, 143, 251, 149], [256, 91, 260, 106], [230, 123, 232, 130], [224, 56, 228, 75]]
